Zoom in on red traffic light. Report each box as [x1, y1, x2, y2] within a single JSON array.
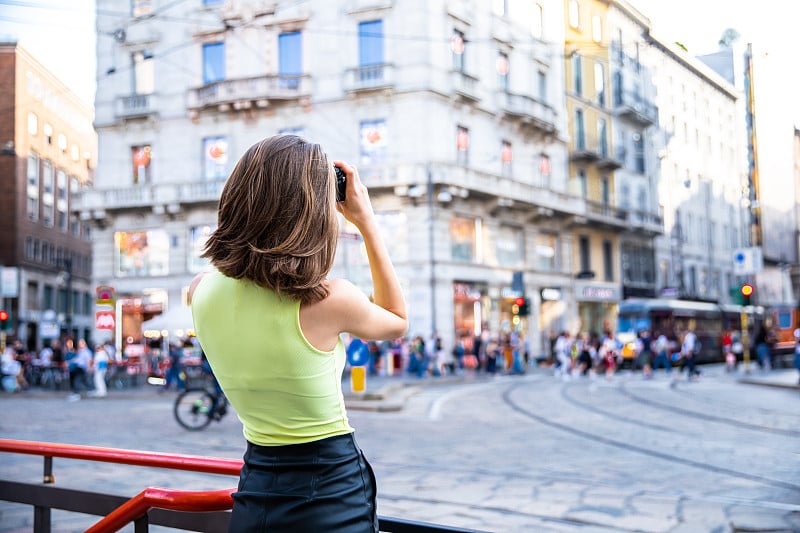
[[740, 283, 754, 297], [0, 310, 7, 321], [514, 297, 525, 306]]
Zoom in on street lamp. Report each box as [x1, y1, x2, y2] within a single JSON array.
[[58, 258, 73, 339]]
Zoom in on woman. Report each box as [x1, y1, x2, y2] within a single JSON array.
[[190, 135, 407, 532]]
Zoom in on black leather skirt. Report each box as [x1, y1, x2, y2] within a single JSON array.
[[229, 433, 378, 533]]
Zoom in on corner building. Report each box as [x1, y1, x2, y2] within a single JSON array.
[[84, 0, 663, 356]]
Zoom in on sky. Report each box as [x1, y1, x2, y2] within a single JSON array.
[[1, 0, 798, 186]]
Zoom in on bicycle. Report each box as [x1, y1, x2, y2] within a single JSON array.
[[173, 385, 229, 430]]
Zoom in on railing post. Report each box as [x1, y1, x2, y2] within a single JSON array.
[[34, 455, 54, 532], [134, 515, 149, 533]]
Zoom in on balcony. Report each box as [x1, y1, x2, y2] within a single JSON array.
[[343, 64, 395, 93], [624, 208, 663, 236], [187, 74, 311, 111], [497, 92, 556, 135], [613, 89, 658, 126], [569, 143, 600, 163], [596, 146, 623, 171], [114, 94, 158, 120], [450, 70, 480, 102], [74, 179, 227, 218]]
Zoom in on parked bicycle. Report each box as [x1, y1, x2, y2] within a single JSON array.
[[173, 385, 228, 430]]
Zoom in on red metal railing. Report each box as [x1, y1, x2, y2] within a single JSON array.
[[0, 438, 240, 532]]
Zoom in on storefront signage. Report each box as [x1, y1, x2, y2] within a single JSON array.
[[580, 286, 619, 301], [540, 288, 562, 301]]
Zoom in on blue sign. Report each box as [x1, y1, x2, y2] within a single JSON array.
[[346, 338, 369, 366]]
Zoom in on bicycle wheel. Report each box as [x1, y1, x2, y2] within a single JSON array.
[[174, 389, 215, 430]]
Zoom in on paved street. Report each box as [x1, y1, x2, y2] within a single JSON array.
[[1, 365, 799, 532]]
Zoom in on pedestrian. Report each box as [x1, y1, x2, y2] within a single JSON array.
[[189, 135, 407, 533], [680, 328, 700, 381], [793, 327, 800, 385], [754, 324, 771, 371], [67, 339, 92, 400], [636, 329, 653, 379], [162, 341, 185, 392], [652, 332, 672, 373], [554, 331, 572, 379], [90, 343, 109, 397]]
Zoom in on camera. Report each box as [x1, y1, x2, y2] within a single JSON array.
[[335, 166, 346, 202]]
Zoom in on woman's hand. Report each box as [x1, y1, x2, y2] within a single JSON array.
[[332, 161, 374, 231]]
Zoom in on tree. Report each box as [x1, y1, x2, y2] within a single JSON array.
[[718, 28, 740, 49]]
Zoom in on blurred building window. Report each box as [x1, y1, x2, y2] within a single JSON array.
[[202, 137, 228, 179], [27, 152, 39, 221], [132, 50, 154, 94], [278, 31, 302, 89], [360, 120, 388, 165], [131, 145, 152, 185], [202, 42, 225, 84]]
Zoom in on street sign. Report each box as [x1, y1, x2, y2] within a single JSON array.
[[96, 311, 116, 330], [733, 247, 763, 275], [96, 285, 116, 305]]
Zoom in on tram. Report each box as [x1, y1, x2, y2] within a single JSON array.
[[768, 305, 799, 356], [616, 299, 765, 364]]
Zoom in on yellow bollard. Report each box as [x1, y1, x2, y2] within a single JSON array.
[[350, 366, 367, 394]]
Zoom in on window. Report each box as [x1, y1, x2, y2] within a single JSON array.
[[450, 216, 479, 262], [572, 54, 582, 95], [603, 240, 613, 281], [500, 140, 512, 176], [456, 126, 469, 166], [70, 144, 80, 161], [132, 145, 152, 184], [359, 120, 388, 165], [278, 31, 302, 89], [44, 123, 53, 145], [497, 51, 509, 91], [538, 154, 551, 188], [568, 0, 579, 28], [189, 225, 216, 273], [42, 160, 54, 227], [633, 132, 645, 173], [27, 152, 39, 221], [452, 30, 465, 72], [202, 42, 225, 84], [359, 20, 384, 67], [598, 118, 608, 158], [579, 235, 590, 273], [495, 225, 523, 267], [25, 237, 34, 260], [132, 0, 152, 17], [132, 50, 154, 94], [28, 112, 37, 135], [575, 109, 585, 150], [203, 137, 228, 179], [115, 230, 170, 277], [531, 3, 543, 39], [592, 15, 602, 42], [26, 281, 38, 311], [57, 134, 67, 152], [43, 284, 53, 310], [594, 61, 605, 106], [56, 169, 68, 232], [535, 233, 557, 272], [537, 71, 547, 102], [601, 176, 609, 205], [577, 168, 587, 197]]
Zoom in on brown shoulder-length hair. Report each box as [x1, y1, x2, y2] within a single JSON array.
[[202, 134, 338, 303]]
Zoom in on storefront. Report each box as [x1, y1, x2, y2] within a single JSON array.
[[574, 281, 621, 336]]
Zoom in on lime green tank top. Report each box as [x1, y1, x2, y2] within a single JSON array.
[[191, 271, 353, 446]]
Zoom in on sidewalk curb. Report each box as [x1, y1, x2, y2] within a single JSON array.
[[738, 377, 800, 391]]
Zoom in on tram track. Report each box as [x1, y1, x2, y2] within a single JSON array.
[[501, 382, 800, 493], [616, 381, 800, 437]]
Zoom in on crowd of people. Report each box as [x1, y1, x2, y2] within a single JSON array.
[[0, 338, 115, 399]]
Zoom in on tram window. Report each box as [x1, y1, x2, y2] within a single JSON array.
[[776, 311, 792, 329]]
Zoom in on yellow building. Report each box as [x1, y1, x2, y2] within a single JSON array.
[[563, 0, 625, 334]]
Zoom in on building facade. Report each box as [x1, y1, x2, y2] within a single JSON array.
[[646, 35, 748, 303], [0, 42, 97, 351]]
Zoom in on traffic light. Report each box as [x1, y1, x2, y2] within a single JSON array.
[[513, 297, 531, 316], [0, 309, 7, 330], [740, 283, 754, 305]]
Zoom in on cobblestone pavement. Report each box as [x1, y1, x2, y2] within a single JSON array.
[[0, 365, 798, 532]]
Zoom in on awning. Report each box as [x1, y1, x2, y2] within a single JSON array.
[[143, 305, 194, 335]]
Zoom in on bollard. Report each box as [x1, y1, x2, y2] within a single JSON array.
[[350, 366, 367, 394]]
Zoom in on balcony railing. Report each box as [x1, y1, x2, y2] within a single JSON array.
[[498, 92, 556, 134], [73, 179, 227, 214], [114, 94, 157, 119], [613, 89, 658, 126], [344, 64, 395, 92], [625, 208, 663, 235], [451, 70, 480, 101], [187, 74, 311, 110]]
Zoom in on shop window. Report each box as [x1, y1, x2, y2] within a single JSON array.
[[189, 225, 216, 273], [495, 225, 523, 267]]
